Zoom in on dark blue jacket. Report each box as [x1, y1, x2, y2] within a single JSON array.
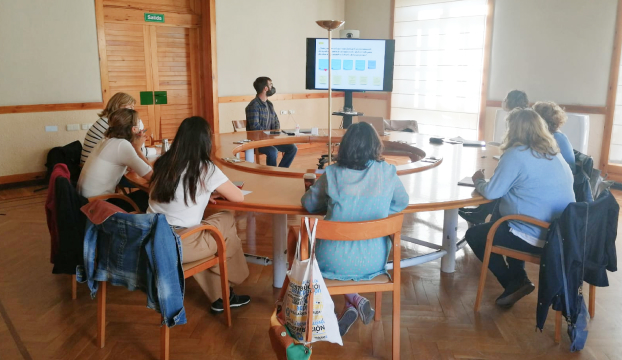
[[76, 202, 187, 327], [536, 191, 619, 330]]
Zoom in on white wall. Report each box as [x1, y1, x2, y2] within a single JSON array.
[[344, 0, 391, 40], [215, 0, 345, 97], [488, 0, 617, 105], [0, 0, 102, 106]]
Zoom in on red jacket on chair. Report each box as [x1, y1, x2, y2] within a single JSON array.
[[45, 163, 70, 263]]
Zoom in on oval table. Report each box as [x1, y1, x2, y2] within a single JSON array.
[[129, 130, 500, 288]]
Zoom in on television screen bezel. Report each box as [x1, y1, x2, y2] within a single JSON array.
[[305, 38, 395, 92]]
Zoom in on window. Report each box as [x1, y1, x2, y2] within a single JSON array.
[[610, 67, 622, 165], [391, 0, 488, 139]]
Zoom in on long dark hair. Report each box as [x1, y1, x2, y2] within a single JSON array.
[[336, 122, 384, 170], [150, 117, 213, 205]]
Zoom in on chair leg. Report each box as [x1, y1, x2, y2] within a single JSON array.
[[474, 248, 493, 312], [589, 284, 596, 318], [160, 316, 170, 360], [71, 274, 77, 300], [97, 281, 107, 348], [554, 310, 562, 344], [218, 256, 232, 327], [374, 292, 382, 321], [392, 288, 400, 360]]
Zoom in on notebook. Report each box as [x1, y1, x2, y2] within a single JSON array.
[[458, 176, 489, 187]]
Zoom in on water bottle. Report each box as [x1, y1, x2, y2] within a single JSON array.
[[162, 139, 169, 154], [294, 124, 300, 135]]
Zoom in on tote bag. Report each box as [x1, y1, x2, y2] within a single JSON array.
[[283, 218, 342, 346]]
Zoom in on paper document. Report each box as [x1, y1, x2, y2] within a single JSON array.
[[450, 136, 486, 147], [241, 190, 252, 195], [458, 176, 489, 187]]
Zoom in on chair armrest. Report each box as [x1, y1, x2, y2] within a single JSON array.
[[486, 214, 550, 245], [87, 194, 140, 213], [178, 224, 227, 259]]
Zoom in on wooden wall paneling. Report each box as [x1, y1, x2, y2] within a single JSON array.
[[95, 0, 111, 103], [601, 0, 622, 172], [156, 26, 193, 139], [201, 0, 219, 133], [103, 8, 199, 28], [218, 92, 344, 104], [189, 28, 201, 116], [103, 0, 196, 14], [478, 0, 496, 141], [143, 25, 157, 143], [0, 103, 104, 115], [150, 26, 163, 140]]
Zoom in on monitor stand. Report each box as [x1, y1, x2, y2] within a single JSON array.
[[332, 91, 364, 129]]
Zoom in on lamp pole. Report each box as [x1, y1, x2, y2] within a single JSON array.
[[316, 20, 345, 165]]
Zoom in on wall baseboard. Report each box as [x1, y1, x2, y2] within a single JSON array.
[[0, 102, 104, 115], [0, 171, 47, 186], [485, 100, 606, 115]]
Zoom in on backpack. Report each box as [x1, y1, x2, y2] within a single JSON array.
[[45, 141, 83, 186]]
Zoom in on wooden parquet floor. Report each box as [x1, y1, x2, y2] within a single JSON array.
[[0, 186, 621, 360]]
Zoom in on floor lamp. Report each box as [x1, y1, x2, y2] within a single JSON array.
[[316, 20, 345, 165]]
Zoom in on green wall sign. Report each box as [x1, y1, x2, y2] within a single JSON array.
[[144, 13, 164, 23]]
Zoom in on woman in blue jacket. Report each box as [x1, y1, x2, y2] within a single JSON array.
[[466, 108, 575, 308], [301, 122, 409, 336], [533, 101, 576, 173]]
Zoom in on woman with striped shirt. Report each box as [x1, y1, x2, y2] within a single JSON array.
[[81, 92, 153, 164]]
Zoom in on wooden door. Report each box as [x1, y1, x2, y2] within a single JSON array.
[[95, 0, 210, 141]]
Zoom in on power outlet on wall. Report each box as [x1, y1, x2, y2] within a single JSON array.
[[45, 126, 58, 132], [66, 124, 80, 131], [288, 110, 296, 114], [280, 110, 287, 115], [81, 124, 91, 130]]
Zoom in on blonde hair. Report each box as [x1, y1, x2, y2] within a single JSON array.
[[501, 108, 559, 159], [533, 101, 567, 133], [98, 92, 136, 118], [502, 90, 529, 111]]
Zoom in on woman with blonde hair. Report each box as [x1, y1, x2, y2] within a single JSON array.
[[78, 108, 153, 211], [465, 108, 574, 308], [533, 101, 575, 172], [81, 92, 153, 164]]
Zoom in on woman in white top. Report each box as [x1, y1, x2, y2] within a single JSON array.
[[148, 116, 250, 313], [77, 108, 153, 211]]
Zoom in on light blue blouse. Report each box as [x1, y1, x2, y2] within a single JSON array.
[[553, 131, 576, 173], [301, 160, 409, 281]]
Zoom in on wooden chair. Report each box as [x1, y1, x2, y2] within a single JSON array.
[[473, 214, 597, 343], [231, 120, 264, 164], [288, 214, 404, 360], [93, 217, 232, 360]]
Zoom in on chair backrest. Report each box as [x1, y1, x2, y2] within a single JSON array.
[[232, 120, 247, 132], [298, 214, 404, 262], [493, 109, 590, 153]]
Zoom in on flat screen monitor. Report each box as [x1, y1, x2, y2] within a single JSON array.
[[305, 38, 395, 92]]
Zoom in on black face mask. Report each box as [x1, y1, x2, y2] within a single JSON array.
[[266, 85, 276, 97]]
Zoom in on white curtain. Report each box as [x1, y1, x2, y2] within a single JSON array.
[[391, 0, 487, 139]]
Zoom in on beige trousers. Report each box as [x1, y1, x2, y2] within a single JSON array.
[[177, 211, 249, 303]]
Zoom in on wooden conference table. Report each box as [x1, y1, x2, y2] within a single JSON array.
[[129, 130, 500, 288]]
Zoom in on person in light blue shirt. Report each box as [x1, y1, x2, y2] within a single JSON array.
[[466, 108, 575, 308], [301, 122, 409, 336], [533, 101, 576, 173]]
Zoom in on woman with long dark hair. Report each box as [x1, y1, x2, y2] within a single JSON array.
[[148, 116, 250, 313], [301, 122, 409, 336]]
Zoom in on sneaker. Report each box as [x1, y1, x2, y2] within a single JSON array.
[[211, 288, 251, 313], [354, 297, 375, 325], [495, 278, 535, 308], [338, 305, 359, 336]]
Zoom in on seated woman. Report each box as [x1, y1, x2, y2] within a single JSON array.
[[460, 89, 530, 225], [301, 122, 409, 336], [77, 108, 153, 212], [533, 101, 576, 173], [81, 92, 153, 165], [465, 108, 574, 307], [148, 116, 250, 313]]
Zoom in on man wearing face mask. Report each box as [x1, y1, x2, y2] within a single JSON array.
[[245, 76, 297, 168]]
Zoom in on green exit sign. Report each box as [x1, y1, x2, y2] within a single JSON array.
[[144, 13, 164, 23]]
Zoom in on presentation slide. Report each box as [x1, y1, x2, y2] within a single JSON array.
[[314, 39, 386, 91]]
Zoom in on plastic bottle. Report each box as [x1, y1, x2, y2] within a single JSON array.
[[295, 124, 300, 135]]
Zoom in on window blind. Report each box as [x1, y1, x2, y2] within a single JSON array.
[[391, 0, 488, 139]]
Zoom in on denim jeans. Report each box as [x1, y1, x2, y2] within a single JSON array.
[[466, 221, 542, 288], [259, 144, 297, 168]]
